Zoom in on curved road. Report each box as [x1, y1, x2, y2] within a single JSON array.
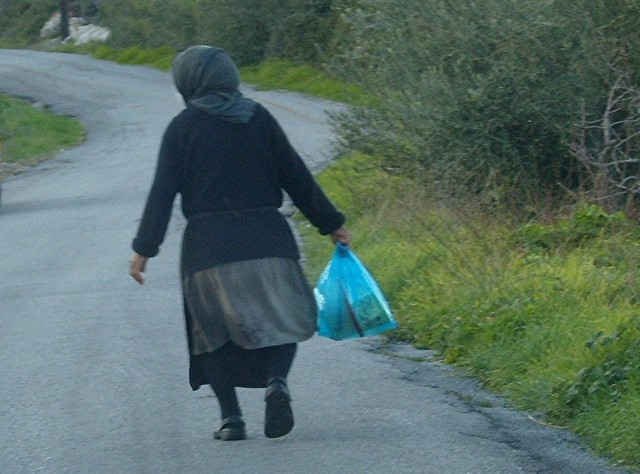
[[0, 50, 626, 474]]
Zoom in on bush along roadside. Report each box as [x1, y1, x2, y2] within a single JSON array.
[[0, 94, 85, 180], [297, 152, 640, 469]]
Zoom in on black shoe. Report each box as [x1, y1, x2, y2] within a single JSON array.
[[264, 377, 294, 438], [214, 415, 247, 441]]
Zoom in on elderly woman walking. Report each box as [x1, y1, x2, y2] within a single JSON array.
[[129, 46, 350, 441]]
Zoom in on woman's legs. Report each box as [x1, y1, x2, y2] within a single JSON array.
[[262, 343, 297, 382], [203, 343, 242, 420], [204, 344, 246, 440], [204, 342, 297, 419], [209, 381, 245, 441], [203, 342, 298, 438], [209, 381, 241, 420], [260, 343, 297, 438]]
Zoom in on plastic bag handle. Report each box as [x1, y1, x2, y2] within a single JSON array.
[[336, 242, 350, 256]]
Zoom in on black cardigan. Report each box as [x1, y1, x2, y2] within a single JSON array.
[[132, 103, 345, 276]]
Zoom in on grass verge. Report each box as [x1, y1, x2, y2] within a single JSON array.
[[53, 43, 176, 70], [50, 45, 370, 105], [298, 152, 640, 470], [0, 94, 85, 177], [240, 59, 372, 106]]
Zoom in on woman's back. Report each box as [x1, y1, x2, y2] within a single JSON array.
[[175, 104, 284, 216]]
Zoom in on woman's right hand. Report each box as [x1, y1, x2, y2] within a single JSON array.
[[331, 226, 352, 245], [129, 253, 149, 285]]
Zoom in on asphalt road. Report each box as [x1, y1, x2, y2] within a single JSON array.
[[0, 50, 627, 474]]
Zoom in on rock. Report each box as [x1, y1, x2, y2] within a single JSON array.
[[69, 17, 88, 28], [70, 24, 111, 45], [40, 12, 61, 38], [40, 12, 111, 45]]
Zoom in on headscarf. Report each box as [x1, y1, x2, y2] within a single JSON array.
[[172, 45, 256, 123]]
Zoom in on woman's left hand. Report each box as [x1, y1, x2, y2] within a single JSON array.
[[331, 226, 352, 245], [129, 253, 149, 285]]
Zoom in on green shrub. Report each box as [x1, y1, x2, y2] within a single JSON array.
[[330, 0, 640, 210], [516, 205, 631, 252], [556, 320, 640, 419], [0, 0, 56, 46], [96, 0, 341, 66], [265, 0, 339, 63]]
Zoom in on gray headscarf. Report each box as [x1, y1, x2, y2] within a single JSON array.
[[172, 45, 256, 123]]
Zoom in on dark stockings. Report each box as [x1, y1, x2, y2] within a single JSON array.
[[207, 342, 297, 420], [262, 342, 297, 382], [210, 383, 241, 420]]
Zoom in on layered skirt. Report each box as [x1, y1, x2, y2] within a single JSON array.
[[183, 257, 317, 389]]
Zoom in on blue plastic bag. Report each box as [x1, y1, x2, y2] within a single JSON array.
[[315, 244, 398, 340]]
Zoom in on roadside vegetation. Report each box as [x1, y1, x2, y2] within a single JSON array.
[[2, 0, 639, 467], [0, 94, 84, 178], [53, 44, 368, 106], [298, 153, 640, 467], [241, 59, 370, 106], [54, 43, 175, 70]]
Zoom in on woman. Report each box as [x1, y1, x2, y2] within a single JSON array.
[[129, 46, 350, 441]]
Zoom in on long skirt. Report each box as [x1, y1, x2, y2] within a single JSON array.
[[183, 257, 317, 388]]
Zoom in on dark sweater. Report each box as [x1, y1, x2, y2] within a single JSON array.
[[132, 103, 345, 276]]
